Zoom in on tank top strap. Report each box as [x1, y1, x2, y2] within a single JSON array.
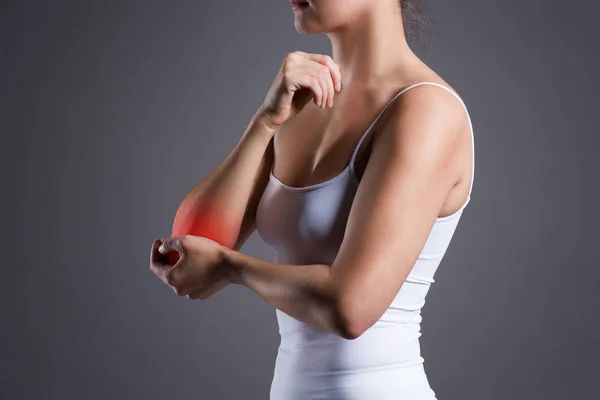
[[349, 81, 474, 198]]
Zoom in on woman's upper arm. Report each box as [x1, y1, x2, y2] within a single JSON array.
[[328, 85, 467, 338]]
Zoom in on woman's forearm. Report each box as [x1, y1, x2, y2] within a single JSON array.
[[223, 248, 353, 339], [172, 108, 276, 249]]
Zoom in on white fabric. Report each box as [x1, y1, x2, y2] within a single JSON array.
[[256, 82, 475, 399]]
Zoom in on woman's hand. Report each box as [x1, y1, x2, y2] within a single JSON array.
[[149, 235, 233, 300], [260, 51, 342, 129]]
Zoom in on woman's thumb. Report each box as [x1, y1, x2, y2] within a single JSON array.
[[159, 236, 183, 265], [158, 236, 182, 254]]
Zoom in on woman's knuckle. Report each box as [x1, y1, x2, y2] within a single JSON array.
[[166, 271, 176, 286], [285, 52, 299, 64], [179, 235, 189, 247]]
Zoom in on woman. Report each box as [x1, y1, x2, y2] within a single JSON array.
[[150, 0, 474, 398]]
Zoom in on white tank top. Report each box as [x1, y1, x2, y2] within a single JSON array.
[[256, 82, 475, 399]]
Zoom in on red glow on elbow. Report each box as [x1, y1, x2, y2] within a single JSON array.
[[167, 199, 238, 265]]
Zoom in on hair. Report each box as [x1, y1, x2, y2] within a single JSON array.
[[399, 0, 435, 48]]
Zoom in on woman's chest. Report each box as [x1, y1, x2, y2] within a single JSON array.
[[271, 100, 378, 189], [255, 173, 359, 262]]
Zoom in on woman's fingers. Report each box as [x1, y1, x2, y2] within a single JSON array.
[[293, 71, 324, 107], [299, 51, 342, 91], [261, 50, 343, 128], [150, 239, 173, 286], [294, 63, 330, 107], [322, 64, 336, 107], [301, 62, 334, 108], [295, 51, 341, 108]]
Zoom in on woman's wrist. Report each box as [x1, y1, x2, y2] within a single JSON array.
[[222, 247, 245, 285], [253, 106, 282, 133]]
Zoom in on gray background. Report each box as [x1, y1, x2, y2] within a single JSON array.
[[3, 0, 598, 399]]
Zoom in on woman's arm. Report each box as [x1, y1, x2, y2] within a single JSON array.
[[223, 249, 350, 339], [172, 51, 341, 255], [172, 108, 276, 251], [220, 85, 466, 341]]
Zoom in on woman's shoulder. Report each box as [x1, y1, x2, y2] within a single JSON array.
[[373, 75, 467, 137]]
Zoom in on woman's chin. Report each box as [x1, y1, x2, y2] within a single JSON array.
[[294, 18, 323, 35], [295, 25, 321, 35]]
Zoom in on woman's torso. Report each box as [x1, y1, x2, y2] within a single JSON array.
[[255, 79, 475, 400], [266, 77, 473, 219]]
